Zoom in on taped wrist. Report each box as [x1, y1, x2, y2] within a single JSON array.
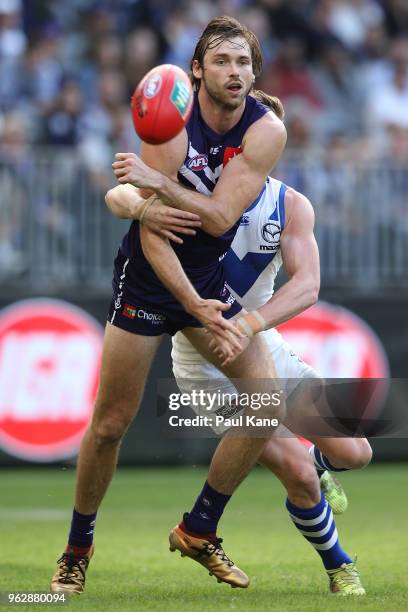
[[120, 184, 159, 221], [139, 194, 160, 223], [236, 311, 267, 338]]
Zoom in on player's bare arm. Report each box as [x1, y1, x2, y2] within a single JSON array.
[[112, 112, 286, 236], [105, 180, 245, 360], [135, 135, 241, 338], [140, 224, 244, 364], [105, 183, 202, 245], [107, 134, 244, 356], [236, 189, 320, 340]]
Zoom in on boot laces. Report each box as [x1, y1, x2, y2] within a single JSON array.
[[56, 552, 86, 584], [330, 561, 360, 587], [202, 538, 235, 567]]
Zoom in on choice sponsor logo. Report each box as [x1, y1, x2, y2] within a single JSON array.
[[138, 309, 166, 324], [143, 74, 162, 99], [187, 154, 208, 172], [240, 215, 250, 226], [123, 304, 166, 325], [123, 303, 137, 319], [0, 299, 103, 462]]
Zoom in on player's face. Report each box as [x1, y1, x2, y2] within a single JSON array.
[[194, 36, 255, 111]]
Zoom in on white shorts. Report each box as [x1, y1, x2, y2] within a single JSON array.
[[171, 328, 319, 433]]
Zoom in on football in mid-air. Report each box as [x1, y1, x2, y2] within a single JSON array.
[[131, 64, 193, 145]]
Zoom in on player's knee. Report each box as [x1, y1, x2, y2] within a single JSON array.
[[349, 439, 373, 469], [91, 406, 134, 447], [294, 463, 319, 494], [332, 438, 373, 469], [283, 458, 320, 501], [92, 418, 131, 447]]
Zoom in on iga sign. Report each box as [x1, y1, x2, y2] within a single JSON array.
[[277, 301, 389, 378], [0, 299, 103, 462]]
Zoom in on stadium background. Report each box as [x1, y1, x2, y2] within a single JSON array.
[[0, 0, 407, 465], [1, 2, 407, 609]]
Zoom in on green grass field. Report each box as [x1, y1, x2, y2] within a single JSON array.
[[0, 465, 407, 611]]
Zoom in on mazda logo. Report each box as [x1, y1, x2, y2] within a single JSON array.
[[261, 222, 281, 244]]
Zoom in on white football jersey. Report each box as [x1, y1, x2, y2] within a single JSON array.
[[172, 177, 287, 364], [223, 176, 286, 310]]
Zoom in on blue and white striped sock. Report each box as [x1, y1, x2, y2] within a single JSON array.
[[286, 493, 352, 570], [309, 444, 349, 476]]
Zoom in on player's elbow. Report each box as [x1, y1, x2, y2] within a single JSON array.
[[308, 287, 319, 307], [105, 187, 125, 218], [206, 208, 236, 237], [209, 224, 229, 237], [105, 188, 114, 208], [305, 277, 320, 307]]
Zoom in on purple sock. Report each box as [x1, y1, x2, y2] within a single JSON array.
[[183, 481, 231, 535], [68, 508, 97, 549]]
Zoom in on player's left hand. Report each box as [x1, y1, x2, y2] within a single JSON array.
[[187, 298, 246, 366], [112, 152, 161, 190], [143, 199, 202, 244], [208, 324, 251, 367]]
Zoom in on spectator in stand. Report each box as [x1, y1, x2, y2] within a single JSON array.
[[258, 0, 324, 59], [326, 0, 384, 54], [237, 4, 276, 66], [311, 38, 362, 139], [259, 36, 323, 110], [41, 80, 84, 147], [357, 22, 389, 91], [364, 36, 408, 149], [20, 27, 64, 114], [78, 68, 138, 192], [0, 110, 32, 276], [124, 27, 161, 94], [383, 0, 408, 36], [0, 0, 26, 111], [276, 99, 316, 194], [79, 33, 123, 105]]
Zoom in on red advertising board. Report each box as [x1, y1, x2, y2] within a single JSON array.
[[277, 301, 389, 378], [0, 299, 103, 462]]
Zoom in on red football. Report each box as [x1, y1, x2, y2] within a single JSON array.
[[131, 64, 193, 145]]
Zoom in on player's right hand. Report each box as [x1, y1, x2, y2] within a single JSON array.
[[208, 328, 250, 366], [143, 199, 202, 244], [188, 299, 246, 366]]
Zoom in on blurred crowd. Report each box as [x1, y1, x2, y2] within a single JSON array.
[[1, 0, 408, 284]]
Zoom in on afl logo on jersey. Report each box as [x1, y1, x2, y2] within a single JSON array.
[[187, 154, 208, 172], [260, 222, 281, 251]]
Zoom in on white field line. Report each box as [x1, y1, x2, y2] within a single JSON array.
[[0, 508, 69, 520]]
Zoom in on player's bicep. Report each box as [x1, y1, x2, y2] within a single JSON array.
[[212, 151, 266, 211], [281, 232, 320, 280], [141, 129, 188, 181], [280, 195, 320, 280], [212, 116, 286, 225]]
